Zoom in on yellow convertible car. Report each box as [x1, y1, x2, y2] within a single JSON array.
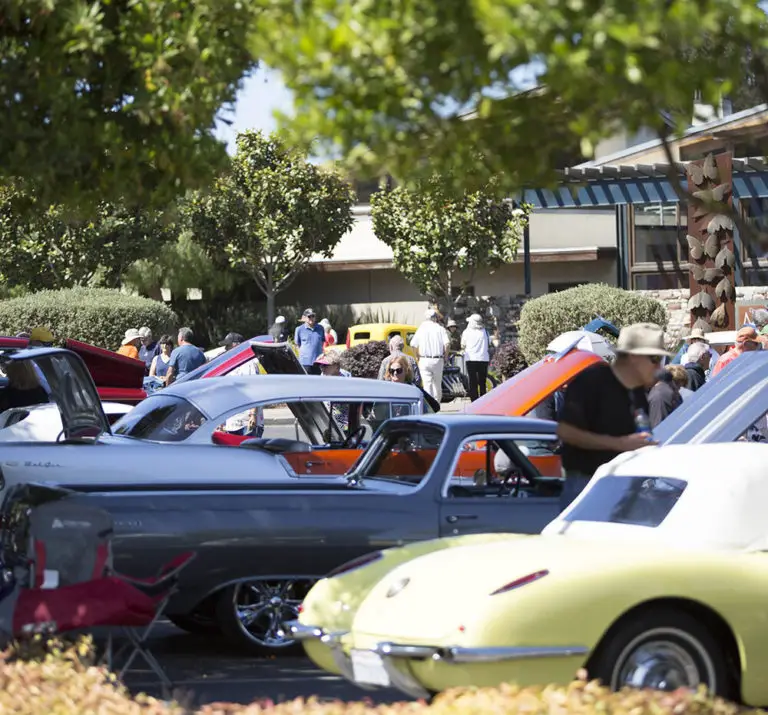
[[288, 442, 768, 704]]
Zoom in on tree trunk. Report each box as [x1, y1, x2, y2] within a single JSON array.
[[266, 289, 276, 329]]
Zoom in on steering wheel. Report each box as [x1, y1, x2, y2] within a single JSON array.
[[342, 425, 367, 448]]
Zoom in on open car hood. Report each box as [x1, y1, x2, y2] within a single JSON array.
[[0, 348, 110, 440], [466, 349, 603, 416], [177, 339, 303, 382], [63, 339, 145, 389], [655, 350, 768, 445]]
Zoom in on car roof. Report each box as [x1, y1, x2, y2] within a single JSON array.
[[656, 350, 768, 444], [386, 413, 558, 433], [553, 442, 768, 551], [157, 374, 423, 416]]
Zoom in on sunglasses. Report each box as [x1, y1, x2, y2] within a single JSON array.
[[389, 367, 404, 376], [647, 356, 663, 365]]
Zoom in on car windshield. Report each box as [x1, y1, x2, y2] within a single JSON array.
[[113, 394, 208, 442], [352, 423, 445, 486], [564, 476, 686, 528]]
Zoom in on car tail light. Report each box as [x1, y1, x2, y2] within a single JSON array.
[[346, 330, 351, 349], [490, 569, 549, 595], [326, 551, 383, 578]]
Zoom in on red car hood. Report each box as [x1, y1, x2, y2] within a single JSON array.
[[63, 339, 145, 389], [467, 349, 603, 416]]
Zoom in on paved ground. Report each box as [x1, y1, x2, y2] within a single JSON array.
[[120, 622, 412, 708]]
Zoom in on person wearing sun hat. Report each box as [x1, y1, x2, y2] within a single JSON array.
[[557, 323, 670, 511], [117, 328, 142, 359], [710, 325, 762, 377], [28, 326, 54, 347]]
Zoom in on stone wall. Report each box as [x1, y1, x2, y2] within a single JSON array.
[[636, 286, 768, 346]]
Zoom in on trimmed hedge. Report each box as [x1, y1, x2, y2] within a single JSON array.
[[0, 288, 178, 351], [0, 638, 753, 714], [517, 284, 668, 364]]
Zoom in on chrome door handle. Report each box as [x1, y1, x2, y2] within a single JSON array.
[[446, 514, 478, 523], [305, 460, 326, 468]]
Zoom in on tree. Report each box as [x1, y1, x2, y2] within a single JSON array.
[[254, 0, 768, 193], [187, 131, 355, 324], [370, 175, 530, 314], [1, 1, 256, 207], [0, 183, 176, 290]]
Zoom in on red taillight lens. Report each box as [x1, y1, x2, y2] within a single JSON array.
[[326, 551, 383, 578], [346, 330, 351, 348], [490, 569, 549, 595]]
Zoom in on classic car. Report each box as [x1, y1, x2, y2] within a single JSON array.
[[0, 345, 430, 480], [0, 336, 147, 405], [289, 441, 768, 704], [2, 413, 563, 652], [344, 323, 418, 357]]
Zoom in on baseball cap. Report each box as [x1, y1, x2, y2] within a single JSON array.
[[138, 326, 152, 339], [275, 316, 286, 324], [736, 326, 760, 345], [219, 332, 245, 347], [302, 308, 316, 318], [315, 350, 341, 366], [29, 327, 53, 343], [614, 323, 671, 357]]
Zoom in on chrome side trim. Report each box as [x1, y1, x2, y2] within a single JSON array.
[[443, 645, 589, 663]]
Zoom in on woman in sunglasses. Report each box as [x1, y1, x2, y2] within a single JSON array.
[[385, 356, 440, 413]]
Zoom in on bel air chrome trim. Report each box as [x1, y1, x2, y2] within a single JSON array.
[[376, 643, 439, 659]]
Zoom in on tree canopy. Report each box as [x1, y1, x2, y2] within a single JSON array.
[[255, 0, 768, 192], [187, 131, 355, 324], [370, 175, 530, 312], [0, 184, 175, 290], [2, 0, 256, 207]]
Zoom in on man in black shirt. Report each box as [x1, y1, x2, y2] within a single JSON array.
[[557, 323, 670, 511]]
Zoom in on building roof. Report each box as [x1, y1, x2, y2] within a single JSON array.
[[577, 103, 768, 168]]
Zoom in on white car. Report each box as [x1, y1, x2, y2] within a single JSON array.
[[0, 402, 132, 442]]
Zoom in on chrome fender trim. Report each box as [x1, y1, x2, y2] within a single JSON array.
[[283, 620, 324, 641], [443, 645, 589, 663]]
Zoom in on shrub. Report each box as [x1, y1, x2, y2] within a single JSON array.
[[0, 638, 755, 714], [340, 341, 389, 378], [491, 342, 528, 380], [0, 287, 177, 351], [517, 283, 668, 364]]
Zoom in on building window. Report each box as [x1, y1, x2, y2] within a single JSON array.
[[630, 203, 689, 290], [741, 198, 768, 266]]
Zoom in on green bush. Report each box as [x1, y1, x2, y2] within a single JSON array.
[[0, 287, 177, 350], [517, 284, 668, 364]]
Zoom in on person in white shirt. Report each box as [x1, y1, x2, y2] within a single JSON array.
[[220, 333, 265, 437], [461, 313, 491, 401], [409, 309, 450, 402]]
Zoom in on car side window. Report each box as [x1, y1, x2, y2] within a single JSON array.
[[387, 331, 400, 342], [444, 437, 562, 499]]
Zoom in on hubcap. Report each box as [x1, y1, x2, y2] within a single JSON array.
[[232, 579, 313, 648], [616, 639, 703, 691]]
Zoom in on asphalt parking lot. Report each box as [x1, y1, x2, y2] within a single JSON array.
[[121, 622, 412, 708]]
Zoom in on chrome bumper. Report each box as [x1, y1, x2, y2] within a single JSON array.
[[285, 620, 587, 700]]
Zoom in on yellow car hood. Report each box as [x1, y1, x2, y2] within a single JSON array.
[[352, 535, 697, 643]]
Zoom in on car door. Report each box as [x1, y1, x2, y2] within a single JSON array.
[[438, 434, 562, 536]]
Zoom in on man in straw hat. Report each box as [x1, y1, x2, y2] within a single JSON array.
[[557, 323, 670, 511]]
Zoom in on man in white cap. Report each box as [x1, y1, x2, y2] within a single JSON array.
[[557, 323, 670, 511], [409, 308, 450, 402], [137, 327, 159, 374]]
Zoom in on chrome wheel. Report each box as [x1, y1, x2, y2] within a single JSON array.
[[612, 628, 716, 692], [231, 579, 313, 648]]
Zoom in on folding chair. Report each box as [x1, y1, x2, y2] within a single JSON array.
[[7, 497, 196, 689]]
